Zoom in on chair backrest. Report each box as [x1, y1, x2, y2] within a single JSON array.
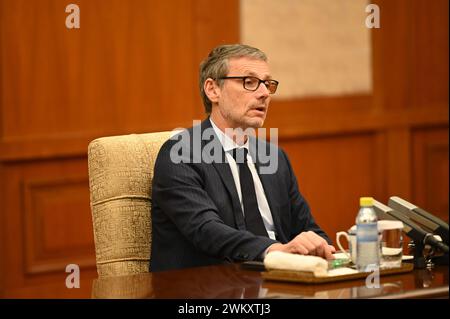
[[88, 131, 174, 277]]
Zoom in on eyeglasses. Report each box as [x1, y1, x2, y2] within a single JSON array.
[[218, 76, 279, 94]]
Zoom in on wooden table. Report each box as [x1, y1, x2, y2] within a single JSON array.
[[92, 263, 448, 299]]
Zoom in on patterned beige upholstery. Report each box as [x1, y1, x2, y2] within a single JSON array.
[[88, 131, 175, 277]]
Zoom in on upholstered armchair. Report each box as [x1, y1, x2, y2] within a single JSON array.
[[88, 131, 175, 277]]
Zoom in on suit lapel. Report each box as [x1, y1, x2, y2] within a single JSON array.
[[200, 119, 246, 230]]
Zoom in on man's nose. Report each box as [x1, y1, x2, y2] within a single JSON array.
[[255, 82, 270, 98]]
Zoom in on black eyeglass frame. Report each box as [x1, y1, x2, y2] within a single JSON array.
[[217, 76, 279, 94]]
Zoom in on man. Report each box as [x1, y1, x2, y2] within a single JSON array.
[[150, 44, 335, 272]]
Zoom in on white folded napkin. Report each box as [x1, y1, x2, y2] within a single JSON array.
[[264, 251, 329, 277]]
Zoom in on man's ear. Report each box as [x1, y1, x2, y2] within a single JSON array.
[[204, 78, 220, 104]]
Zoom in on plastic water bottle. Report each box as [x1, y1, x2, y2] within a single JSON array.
[[356, 197, 380, 271]]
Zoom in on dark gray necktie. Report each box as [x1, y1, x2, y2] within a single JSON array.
[[232, 148, 268, 237]]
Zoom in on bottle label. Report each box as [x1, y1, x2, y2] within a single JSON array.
[[357, 223, 378, 242], [356, 223, 379, 271]]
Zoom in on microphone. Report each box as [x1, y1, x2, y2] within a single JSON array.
[[373, 200, 397, 221], [373, 199, 449, 254], [388, 196, 449, 245]]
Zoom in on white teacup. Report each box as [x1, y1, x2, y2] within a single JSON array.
[[378, 220, 404, 268], [336, 226, 357, 262]]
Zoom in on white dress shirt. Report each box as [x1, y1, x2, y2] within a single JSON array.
[[210, 119, 276, 240]]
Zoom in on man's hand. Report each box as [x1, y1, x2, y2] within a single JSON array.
[[267, 231, 336, 260]]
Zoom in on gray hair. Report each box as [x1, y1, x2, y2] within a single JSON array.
[[199, 44, 267, 114]]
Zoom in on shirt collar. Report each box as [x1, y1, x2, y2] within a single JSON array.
[[209, 118, 249, 152]]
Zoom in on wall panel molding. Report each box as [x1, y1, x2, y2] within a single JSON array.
[[412, 127, 449, 222], [1, 102, 447, 162], [267, 99, 448, 139], [23, 176, 95, 275], [280, 133, 381, 239]]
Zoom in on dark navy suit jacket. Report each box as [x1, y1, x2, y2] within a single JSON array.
[[150, 119, 330, 272]]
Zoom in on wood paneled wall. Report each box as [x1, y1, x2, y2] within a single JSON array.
[[0, 0, 447, 297], [269, 0, 449, 239], [0, 0, 239, 298]]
